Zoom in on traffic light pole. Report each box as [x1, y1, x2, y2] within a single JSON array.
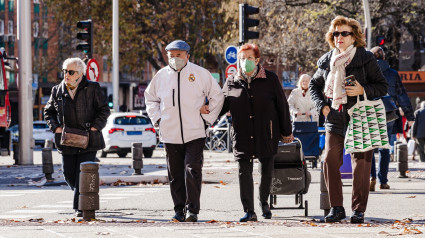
[[17, 0, 34, 165], [363, 0, 372, 50], [112, 0, 119, 112]]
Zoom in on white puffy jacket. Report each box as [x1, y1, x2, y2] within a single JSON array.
[[145, 62, 224, 144], [287, 88, 318, 122]]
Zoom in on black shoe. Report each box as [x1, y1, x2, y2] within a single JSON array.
[[350, 211, 364, 224], [324, 206, 346, 223], [240, 212, 258, 222], [75, 210, 83, 217], [185, 211, 198, 222], [171, 211, 185, 222], [261, 203, 272, 219]]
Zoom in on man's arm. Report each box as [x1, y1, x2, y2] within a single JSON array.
[[201, 72, 224, 124], [394, 71, 415, 121], [144, 75, 161, 125]]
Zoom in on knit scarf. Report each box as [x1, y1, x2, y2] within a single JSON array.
[[64, 75, 82, 99], [324, 45, 356, 110]]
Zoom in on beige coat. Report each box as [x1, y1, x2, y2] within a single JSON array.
[[287, 88, 318, 122]]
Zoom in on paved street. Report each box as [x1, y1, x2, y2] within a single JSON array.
[[0, 149, 424, 237]]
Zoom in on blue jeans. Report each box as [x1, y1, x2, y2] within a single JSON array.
[[371, 120, 396, 184]]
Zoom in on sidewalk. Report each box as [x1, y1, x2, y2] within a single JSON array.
[[0, 149, 424, 237]]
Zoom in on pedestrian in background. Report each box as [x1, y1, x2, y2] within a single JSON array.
[[145, 40, 224, 222], [369, 46, 415, 191], [220, 43, 293, 222], [309, 16, 388, 224], [288, 74, 319, 123], [44, 57, 111, 217], [412, 101, 425, 162]]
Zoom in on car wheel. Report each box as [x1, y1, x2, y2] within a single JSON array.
[[117, 152, 127, 158], [100, 151, 107, 158], [143, 149, 154, 158]]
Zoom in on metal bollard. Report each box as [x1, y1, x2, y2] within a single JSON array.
[[12, 142, 19, 165], [319, 162, 330, 216], [396, 143, 409, 178], [44, 139, 54, 149], [132, 143, 143, 175], [42, 147, 54, 181], [78, 162, 99, 221]]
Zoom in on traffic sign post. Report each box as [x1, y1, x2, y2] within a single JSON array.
[[224, 45, 238, 65], [225, 65, 237, 79], [86, 59, 99, 82]]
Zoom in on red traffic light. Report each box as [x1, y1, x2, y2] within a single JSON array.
[[376, 36, 385, 46]]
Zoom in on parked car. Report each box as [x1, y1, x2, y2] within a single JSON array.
[[8, 121, 55, 148], [101, 112, 156, 158]]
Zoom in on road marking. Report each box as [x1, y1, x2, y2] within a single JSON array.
[[3, 191, 41, 193], [41, 227, 66, 237], [0, 194, 22, 197], [0, 215, 34, 219], [6, 210, 61, 214], [34, 205, 70, 208], [104, 228, 138, 238]]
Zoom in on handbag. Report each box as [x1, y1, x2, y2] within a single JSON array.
[[59, 92, 90, 149], [61, 126, 89, 149], [344, 91, 391, 153], [381, 95, 399, 122]]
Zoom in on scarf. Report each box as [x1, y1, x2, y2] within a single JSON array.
[[64, 75, 83, 99], [324, 45, 357, 110]]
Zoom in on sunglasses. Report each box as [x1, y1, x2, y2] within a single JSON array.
[[332, 31, 353, 37], [63, 69, 78, 76]]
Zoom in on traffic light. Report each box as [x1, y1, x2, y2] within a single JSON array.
[[108, 95, 113, 108], [76, 19, 93, 59], [239, 3, 260, 44], [376, 35, 385, 46]]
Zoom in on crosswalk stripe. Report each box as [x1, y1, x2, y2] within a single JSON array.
[[0, 215, 34, 219], [6, 210, 61, 214], [34, 205, 70, 208]]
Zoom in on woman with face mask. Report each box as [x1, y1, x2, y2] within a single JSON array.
[[220, 43, 293, 222]]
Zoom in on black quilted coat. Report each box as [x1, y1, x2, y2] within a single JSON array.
[[44, 77, 111, 155], [309, 47, 388, 136]]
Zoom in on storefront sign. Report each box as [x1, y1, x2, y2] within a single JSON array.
[[399, 71, 425, 83]]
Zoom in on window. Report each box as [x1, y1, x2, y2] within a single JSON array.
[[114, 116, 149, 125], [0, 0, 5, 11], [0, 20, 4, 35], [7, 41, 14, 56], [34, 3, 39, 14], [33, 22, 39, 37], [7, 20, 13, 35], [42, 22, 48, 38], [7, 0, 13, 12]]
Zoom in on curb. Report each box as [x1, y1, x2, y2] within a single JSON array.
[[100, 175, 168, 184]]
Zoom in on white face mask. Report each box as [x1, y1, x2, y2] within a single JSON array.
[[169, 57, 186, 71]]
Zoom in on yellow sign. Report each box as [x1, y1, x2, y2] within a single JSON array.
[[399, 71, 425, 83]]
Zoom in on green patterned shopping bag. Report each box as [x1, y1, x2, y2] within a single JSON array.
[[345, 91, 391, 153]]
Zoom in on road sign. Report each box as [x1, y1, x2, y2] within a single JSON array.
[[224, 45, 238, 65], [86, 59, 99, 82], [225, 64, 237, 79]]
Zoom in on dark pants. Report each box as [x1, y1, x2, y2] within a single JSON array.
[[323, 131, 373, 212], [371, 120, 395, 184], [238, 156, 274, 213], [62, 152, 97, 210], [417, 138, 425, 162], [164, 137, 205, 214]]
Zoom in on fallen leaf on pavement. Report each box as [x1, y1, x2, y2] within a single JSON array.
[[157, 165, 165, 168], [406, 196, 416, 198], [224, 172, 233, 174], [214, 186, 221, 188], [302, 221, 317, 226], [206, 171, 215, 174], [95, 232, 110, 235], [358, 223, 371, 227], [220, 181, 227, 185], [400, 227, 422, 235], [206, 220, 219, 223]]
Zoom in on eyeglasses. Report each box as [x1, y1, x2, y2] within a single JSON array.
[[63, 69, 78, 76], [332, 31, 353, 37], [240, 56, 256, 61]]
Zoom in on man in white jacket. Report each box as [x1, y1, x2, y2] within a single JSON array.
[[145, 40, 224, 222]]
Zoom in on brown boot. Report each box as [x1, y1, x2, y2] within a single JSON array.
[[380, 184, 390, 189], [369, 177, 376, 191]]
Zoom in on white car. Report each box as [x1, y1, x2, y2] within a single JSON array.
[[9, 121, 55, 147], [101, 112, 156, 158]]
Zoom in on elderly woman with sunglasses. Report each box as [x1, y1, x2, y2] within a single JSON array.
[[44, 58, 110, 217], [309, 16, 388, 224]]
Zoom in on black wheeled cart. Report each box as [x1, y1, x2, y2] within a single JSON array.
[[269, 139, 311, 216]]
